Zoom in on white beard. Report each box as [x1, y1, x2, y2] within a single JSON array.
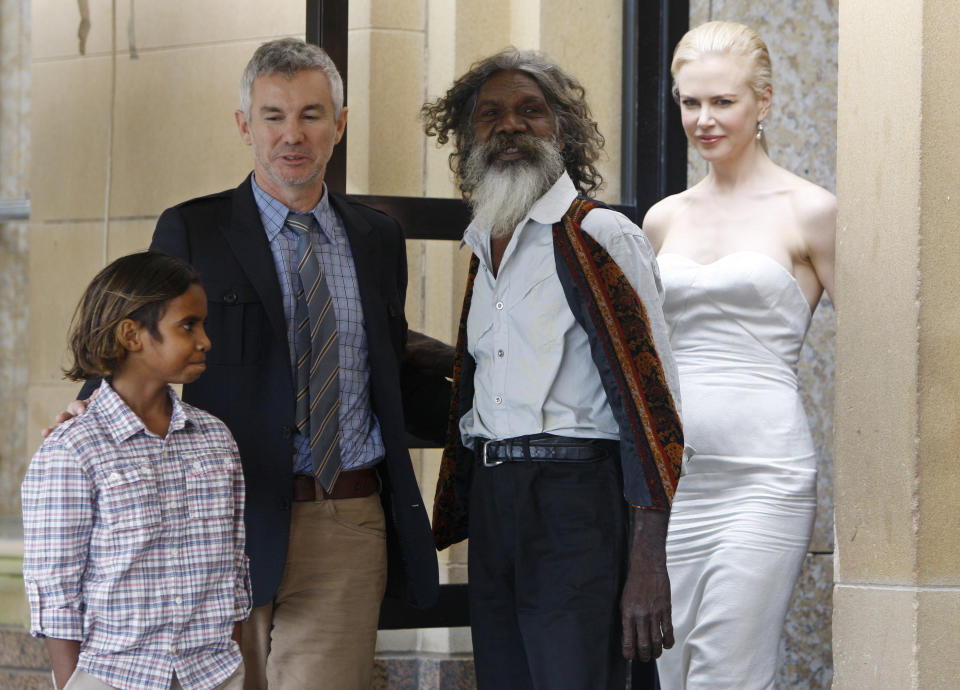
[[464, 136, 565, 238]]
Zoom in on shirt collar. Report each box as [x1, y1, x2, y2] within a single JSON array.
[[92, 379, 195, 443], [251, 174, 339, 245], [461, 170, 577, 258]]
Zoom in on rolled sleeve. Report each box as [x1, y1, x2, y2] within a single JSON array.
[[233, 553, 252, 620], [229, 444, 251, 620], [21, 443, 93, 641]]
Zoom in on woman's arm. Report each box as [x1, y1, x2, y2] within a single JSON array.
[[800, 188, 837, 303]]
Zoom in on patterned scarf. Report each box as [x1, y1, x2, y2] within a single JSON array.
[[432, 198, 683, 550]]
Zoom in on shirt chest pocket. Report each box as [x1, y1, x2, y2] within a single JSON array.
[[185, 452, 235, 521], [468, 265, 564, 355], [98, 466, 161, 534], [508, 265, 568, 353]]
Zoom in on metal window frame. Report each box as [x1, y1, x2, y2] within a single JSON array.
[[305, 0, 688, 634]]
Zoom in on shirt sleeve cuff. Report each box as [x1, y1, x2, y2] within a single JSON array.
[[25, 579, 85, 641], [233, 553, 252, 620]]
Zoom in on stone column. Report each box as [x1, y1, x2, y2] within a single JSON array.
[[833, 0, 960, 687]]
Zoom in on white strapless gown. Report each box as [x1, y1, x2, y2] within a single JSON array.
[[656, 251, 818, 690]]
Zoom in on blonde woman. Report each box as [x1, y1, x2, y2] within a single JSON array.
[[643, 21, 835, 689]]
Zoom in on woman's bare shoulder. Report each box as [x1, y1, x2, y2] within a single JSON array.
[[642, 188, 697, 251], [776, 168, 836, 226]]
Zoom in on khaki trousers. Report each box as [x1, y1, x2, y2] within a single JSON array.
[[241, 494, 388, 690], [59, 665, 244, 689]]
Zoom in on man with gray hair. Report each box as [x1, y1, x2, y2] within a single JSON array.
[[145, 38, 445, 688], [425, 49, 684, 688]]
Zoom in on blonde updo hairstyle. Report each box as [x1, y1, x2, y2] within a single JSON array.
[[670, 21, 773, 149]]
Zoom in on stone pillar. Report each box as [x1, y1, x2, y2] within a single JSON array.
[[833, 0, 960, 687], [0, 0, 29, 521]]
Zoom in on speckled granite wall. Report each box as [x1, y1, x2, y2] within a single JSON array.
[[687, 2, 838, 688], [0, 0, 30, 520]]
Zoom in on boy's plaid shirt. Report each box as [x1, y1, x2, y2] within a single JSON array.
[[22, 380, 251, 690]]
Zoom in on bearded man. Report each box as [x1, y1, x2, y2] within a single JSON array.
[[423, 50, 686, 689]]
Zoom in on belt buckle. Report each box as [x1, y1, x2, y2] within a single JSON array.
[[482, 440, 504, 467]]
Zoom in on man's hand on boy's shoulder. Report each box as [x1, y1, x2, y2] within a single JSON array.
[[41, 393, 97, 438]]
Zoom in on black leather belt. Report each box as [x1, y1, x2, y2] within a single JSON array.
[[477, 433, 618, 467]]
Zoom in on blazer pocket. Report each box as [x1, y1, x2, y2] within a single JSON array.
[[205, 283, 265, 365]]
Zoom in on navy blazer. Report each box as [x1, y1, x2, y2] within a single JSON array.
[[146, 174, 439, 609]]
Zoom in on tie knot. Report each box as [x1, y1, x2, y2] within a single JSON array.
[[286, 212, 317, 237]]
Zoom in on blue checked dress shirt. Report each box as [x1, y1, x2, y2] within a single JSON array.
[[21, 380, 250, 690], [251, 176, 385, 474]]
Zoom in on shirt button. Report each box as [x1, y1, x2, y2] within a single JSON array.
[[170, 548, 179, 557], [108, 472, 121, 483], [193, 461, 202, 472], [494, 396, 502, 404], [497, 349, 504, 358], [495, 301, 504, 310], [174, 597, 182, 605]]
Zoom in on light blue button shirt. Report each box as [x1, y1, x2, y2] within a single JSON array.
[[459, 171, 681, 446], [251, 176, 385, 474]]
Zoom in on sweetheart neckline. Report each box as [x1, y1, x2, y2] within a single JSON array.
[[658, 250, 812, 315]]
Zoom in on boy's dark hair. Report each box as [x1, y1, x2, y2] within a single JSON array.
[[64, 250, 201, 381]]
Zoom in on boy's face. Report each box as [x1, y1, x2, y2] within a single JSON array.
[[136, 284, 211, 384]]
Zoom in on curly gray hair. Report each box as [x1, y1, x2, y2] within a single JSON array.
[[421, 48, 605, 197]]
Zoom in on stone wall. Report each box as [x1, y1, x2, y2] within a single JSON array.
[[0, 0, 29, 520]]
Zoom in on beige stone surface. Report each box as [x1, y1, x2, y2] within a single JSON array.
[[832, 585, 916, 688], [917, 589, 960, 687], [27, 222, 105, 384], [347, 28, 426, 197], [454, 0, 512, 75], [26, 383, 85, 460], [915, 0, 960, 586], [105, 217, 155, 258], [1, 0, 30, 519], [32, 0, 303, 60], [540, 0, 621, 203], [370, 0, 423, 32], [835, 0, 923, 586], [117, 0, 302, 52], [0, 0, 29, 200], [345, 28, 372, 193], [32, 0, 113, 59], [30, 56, 111, 221], [0, 625, 47, 669], [422, 0, 457, 200], [350, 0, 425, 32], [109, 43, 257, 217], [365, 31, 425, 197], [509, 0, 539, 49], [0, 221, 28, 518]]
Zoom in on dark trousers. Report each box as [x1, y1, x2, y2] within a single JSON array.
[[468, 444, 628, 690]]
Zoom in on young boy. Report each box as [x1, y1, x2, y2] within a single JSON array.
[[22, 251, 250, 690]]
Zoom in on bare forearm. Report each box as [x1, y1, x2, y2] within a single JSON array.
[[620, 507, 673, 661], [629, 507, 669, 569], [44, 638, 80, 689]]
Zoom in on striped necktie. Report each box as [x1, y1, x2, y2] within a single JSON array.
[[286, 212, 342, 492]]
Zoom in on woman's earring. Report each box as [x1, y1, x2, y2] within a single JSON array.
[[756, 121, 765, 140]]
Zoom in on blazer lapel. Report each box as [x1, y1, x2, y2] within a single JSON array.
[[222, 175, 288, 343]]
